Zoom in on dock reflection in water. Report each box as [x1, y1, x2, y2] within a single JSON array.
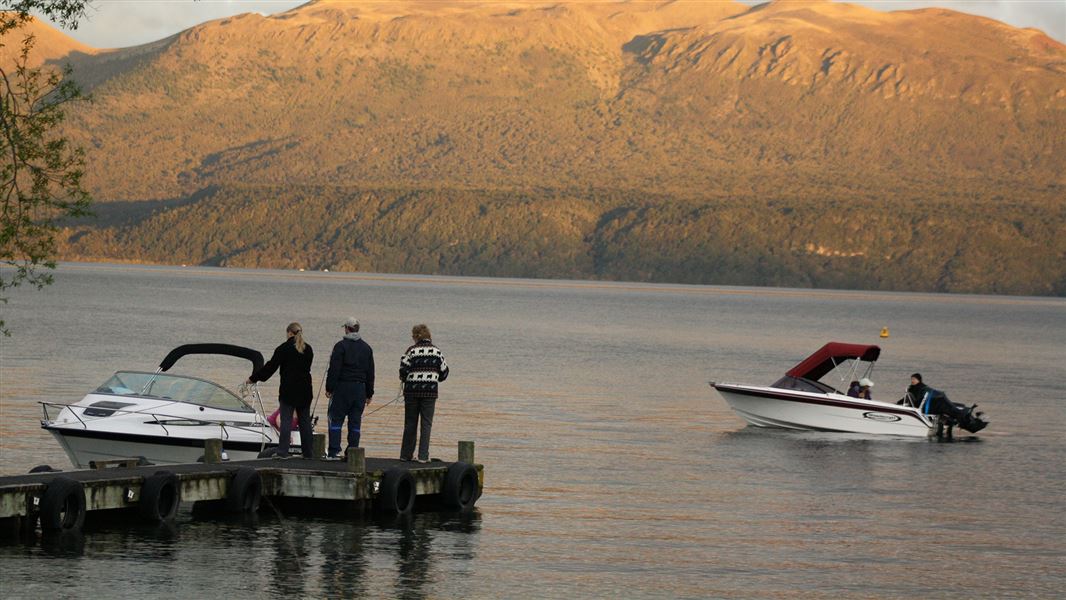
[[1, 509, 480, 598]]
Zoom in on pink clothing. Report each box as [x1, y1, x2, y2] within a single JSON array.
[[268, 408, 300, 431]]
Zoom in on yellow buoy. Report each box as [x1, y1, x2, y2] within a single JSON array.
[[880, 327, 890, 338]]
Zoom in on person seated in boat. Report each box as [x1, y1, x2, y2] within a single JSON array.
[[846, 380, 861, 398], [900, 373, 987, 433], [857, 378, 873, 399], [902, 373, 931, 408]]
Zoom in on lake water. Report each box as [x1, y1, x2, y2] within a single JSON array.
[[1, 263, 1064, 598]]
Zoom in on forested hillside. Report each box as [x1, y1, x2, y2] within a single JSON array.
[[60, 180, 1066, 295]]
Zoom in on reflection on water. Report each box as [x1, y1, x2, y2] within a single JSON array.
[[1, 265, 1064, 597], [1, 507, 481, 599]]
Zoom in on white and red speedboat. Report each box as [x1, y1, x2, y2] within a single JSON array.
[[711, 342, 987, 437]]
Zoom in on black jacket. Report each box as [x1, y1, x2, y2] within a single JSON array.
[[250, 338, 314, 408], [907, 382, 930, 402], [326, 335, 375, 398]]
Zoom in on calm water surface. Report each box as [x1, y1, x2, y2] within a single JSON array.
[[1, 264, 1064, 598]]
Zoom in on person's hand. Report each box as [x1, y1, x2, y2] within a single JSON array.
[[245, 378, 252, 385], [325, 390, 332, 399], [366, 397, 372, 406]]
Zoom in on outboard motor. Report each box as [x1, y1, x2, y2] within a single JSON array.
[[954, 403, 988, 434], [924, 390, 988, 437]]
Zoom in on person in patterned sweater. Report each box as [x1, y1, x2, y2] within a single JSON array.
[[399, 324, 449, 462]]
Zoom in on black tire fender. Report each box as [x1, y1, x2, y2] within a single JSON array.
[[28, 465, 59, 474], [226, 467, 262, 513], [377, 468, 416, 515], [442, 462, 479, 512], [39, 476, 86, 532], [140, 471, 181, 522], [257, 447, 279, 459]]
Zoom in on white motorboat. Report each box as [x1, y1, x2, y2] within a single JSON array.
[[711, 342, 987, 438], [41, 344, 294, 467]]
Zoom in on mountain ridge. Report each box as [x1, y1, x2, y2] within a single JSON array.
[[0, 14, 94, 68], [5, 1, 1064, 295]]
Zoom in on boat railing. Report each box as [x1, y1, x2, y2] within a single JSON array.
[[41, 401, 90, 429], [904, 392, 938, 417], [39, 401, 275, 444]]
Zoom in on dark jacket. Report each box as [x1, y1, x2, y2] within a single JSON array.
[[906, 382, 931, 407], [326, 334, 375, 398], [399, 339, 449, 399], [250, 338, 314, 408]]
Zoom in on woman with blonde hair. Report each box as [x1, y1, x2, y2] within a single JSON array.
[[249, 322, 315, 458]]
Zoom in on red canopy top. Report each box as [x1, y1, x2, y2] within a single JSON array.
[[785, 342, 881, 381]]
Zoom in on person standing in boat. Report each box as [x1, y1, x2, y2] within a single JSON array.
[[399, 324, 450, 463], [325, 317, 375, 459], [248, 322, 314, 459]]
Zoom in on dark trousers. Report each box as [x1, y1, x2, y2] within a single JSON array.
[[328, 381, 366, 457], [278, 402, 314, 458], [401, 397, 436, 461]]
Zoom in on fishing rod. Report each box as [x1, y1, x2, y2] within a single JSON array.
[[312, 371, 401, 420], [365, 386, 403, 418], [310, 368, 328, 425]]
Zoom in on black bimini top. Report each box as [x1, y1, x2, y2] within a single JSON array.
[[159, 344, 265, 376]]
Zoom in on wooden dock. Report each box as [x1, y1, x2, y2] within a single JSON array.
[[0, 440, 483, 537]]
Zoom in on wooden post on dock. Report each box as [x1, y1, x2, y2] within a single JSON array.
[[313, 433, 326, 459], [458, 440, 475, 464], [346, 447, 365, 474], [204, 439, 223, 464]]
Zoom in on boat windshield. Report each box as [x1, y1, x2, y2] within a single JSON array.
[[94, 371, 254, 412]]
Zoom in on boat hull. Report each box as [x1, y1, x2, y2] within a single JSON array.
[[713, 383, 935, 437], [43, 424, 285, 468]]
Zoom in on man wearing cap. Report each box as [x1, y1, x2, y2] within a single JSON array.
[[325, 317, 376, 458]]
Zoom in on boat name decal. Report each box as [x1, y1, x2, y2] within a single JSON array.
[[862, 412, 901, 422]]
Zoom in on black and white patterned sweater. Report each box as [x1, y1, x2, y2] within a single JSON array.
[[399, 339, 449, 399]]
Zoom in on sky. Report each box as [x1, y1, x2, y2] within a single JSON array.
[[36, 0, 1066, 47]]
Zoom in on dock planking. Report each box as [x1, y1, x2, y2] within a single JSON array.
[[0, 440, 483, 536]]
